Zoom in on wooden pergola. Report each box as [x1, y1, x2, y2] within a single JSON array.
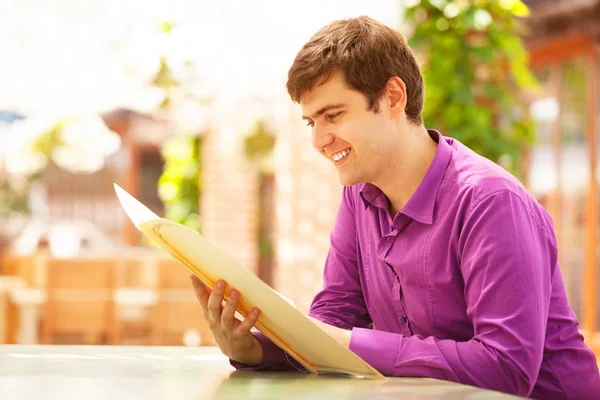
[[523, 0, 600, 351], [101, 109, 174, 246]]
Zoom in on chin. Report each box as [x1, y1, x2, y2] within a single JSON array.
[[337, 173, 362, 187]]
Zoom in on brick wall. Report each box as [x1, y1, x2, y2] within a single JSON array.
[[200, 127, 260, 274], [271, 104, 342, 313]]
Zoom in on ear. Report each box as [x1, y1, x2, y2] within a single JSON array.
[[385, 76, 407, 117]]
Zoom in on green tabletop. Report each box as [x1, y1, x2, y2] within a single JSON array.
[[0, 345, 522, 399]]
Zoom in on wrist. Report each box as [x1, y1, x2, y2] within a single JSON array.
[[232, 335, 263, 366]]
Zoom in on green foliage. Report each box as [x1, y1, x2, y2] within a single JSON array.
[[158, 135, 201, 231], [150, 20, 206, 231], [0, 181, 29, 213], [244, 119, 277, 266], [243, 119, 276, 174], [0, 119, 64, 214], [405, 0, 537, 177], [30, 121, 64, 168]]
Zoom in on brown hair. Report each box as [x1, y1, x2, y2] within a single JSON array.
[[286, 16, 424, 125]]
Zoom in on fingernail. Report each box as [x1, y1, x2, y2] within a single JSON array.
[[230, 290, 238, 298], [216, 281, 225, 289], [252, 308, 260, 316]]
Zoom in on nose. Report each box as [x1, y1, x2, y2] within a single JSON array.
[[311, 125, 335, 153]]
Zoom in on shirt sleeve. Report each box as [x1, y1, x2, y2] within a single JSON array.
[[230, 186, 372, 370], [307, 186, 373, 329], [348, 190, 554, 397]]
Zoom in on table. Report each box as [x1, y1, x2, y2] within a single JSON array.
[[0, 345, 522, 399]]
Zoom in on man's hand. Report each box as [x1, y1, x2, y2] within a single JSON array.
[[308, 316, 352, 348], [191, 275, 263, 365]]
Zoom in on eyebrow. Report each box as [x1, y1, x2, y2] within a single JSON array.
[[301, 103, 348, 120]]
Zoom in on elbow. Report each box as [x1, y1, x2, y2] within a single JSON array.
[[493, 353, 538, 397], [471, 363, 536, 397], [507, 369, 536, 397], [462, 342, 539, 397]]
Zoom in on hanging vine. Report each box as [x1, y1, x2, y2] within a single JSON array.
[[405, 0, 538, 178]]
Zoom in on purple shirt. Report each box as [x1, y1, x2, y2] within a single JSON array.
[[233, 130, 600, 399]]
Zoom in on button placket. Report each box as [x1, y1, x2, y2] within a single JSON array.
[[382, 215, 413, 336], [389, 267, 412, 336], [376, 226, 396, 264]]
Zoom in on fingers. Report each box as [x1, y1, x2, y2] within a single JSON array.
[[237, 308, 261, 333], [190, 275, 210, 314], [207, 280, 225, 326], [221, 289, 239, 331], [191, 277, 256, 338]]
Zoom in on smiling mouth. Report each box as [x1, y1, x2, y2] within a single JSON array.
[[331, 148, 351, 162]]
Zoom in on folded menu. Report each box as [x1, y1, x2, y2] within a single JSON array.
[[113, 183, 385, 380]]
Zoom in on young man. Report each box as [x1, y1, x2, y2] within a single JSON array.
[[191, 16, 600, 399]]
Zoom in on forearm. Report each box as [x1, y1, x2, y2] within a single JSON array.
[[350, 327, 538, 397]]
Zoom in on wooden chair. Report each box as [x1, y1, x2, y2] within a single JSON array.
[[40, 256, 116, 345], [152, 257, 215, 346], [0, 276, 27, 344], [112, 255, 158, 345], [1, 252, 45, 288], [2, 251, 49, 345]]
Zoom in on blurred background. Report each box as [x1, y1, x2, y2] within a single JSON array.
[[0, 0, 599, 359]]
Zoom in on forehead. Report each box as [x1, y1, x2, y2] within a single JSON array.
[[300, 72, 358, 112]]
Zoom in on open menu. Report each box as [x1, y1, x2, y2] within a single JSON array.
[[113, 183, 385, 380]]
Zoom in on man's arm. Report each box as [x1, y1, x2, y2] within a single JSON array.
[[230, 186, 370, 370], [346, 190, 553, 397], [307, 186, 373, 329]]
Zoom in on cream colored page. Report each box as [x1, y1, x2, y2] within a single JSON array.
[[142, 220, 384, 379], [113, 183, 383, 379]]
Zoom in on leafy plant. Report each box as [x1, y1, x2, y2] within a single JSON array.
[[149, 20, 207, 231], [243, 119, 277, 279], [1, 116, 120, 214], [404, 0, 537, 177], [243, 119, 276, 174], [158, 134, 201, 231]]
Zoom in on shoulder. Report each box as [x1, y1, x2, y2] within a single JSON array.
[[444, 140, 554, 232]]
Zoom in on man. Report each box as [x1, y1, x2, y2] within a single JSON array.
[[191, 16, 600, 399]]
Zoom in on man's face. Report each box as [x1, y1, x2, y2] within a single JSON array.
[[300, 72, 397, 186]]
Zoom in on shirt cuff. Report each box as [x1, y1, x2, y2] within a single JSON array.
[[349, 327, 401, 376], [255, 331, 288, 365]]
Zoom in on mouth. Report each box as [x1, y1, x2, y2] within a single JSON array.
[[330, 148, 351, 165]]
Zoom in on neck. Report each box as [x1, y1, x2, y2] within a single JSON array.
[[375, 125, 437, 216]]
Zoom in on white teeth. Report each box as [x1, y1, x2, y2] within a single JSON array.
[[331, 150, 350, 161], [333, 149, 350, 161]]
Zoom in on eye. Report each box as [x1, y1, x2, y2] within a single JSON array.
[[305, 120, 314, 127], [325, 111, 343, 121]]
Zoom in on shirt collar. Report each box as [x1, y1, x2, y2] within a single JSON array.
[[359, 129, 453, 224]]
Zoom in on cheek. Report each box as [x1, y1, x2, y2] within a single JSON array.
[[340, 115, 387, 153], [341, 120, 369, 146]]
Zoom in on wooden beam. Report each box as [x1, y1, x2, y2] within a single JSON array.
[[583, 52, 598, 336], [528, 34, 595, 69], [551, 65, 563, 252], [126, 143, 140, 246]]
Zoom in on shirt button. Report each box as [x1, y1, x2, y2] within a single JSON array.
[[400, 316, 407, 324], [389, 225, 395, 232]]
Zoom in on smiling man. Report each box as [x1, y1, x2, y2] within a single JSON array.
[[191, 16, 600, 399]]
